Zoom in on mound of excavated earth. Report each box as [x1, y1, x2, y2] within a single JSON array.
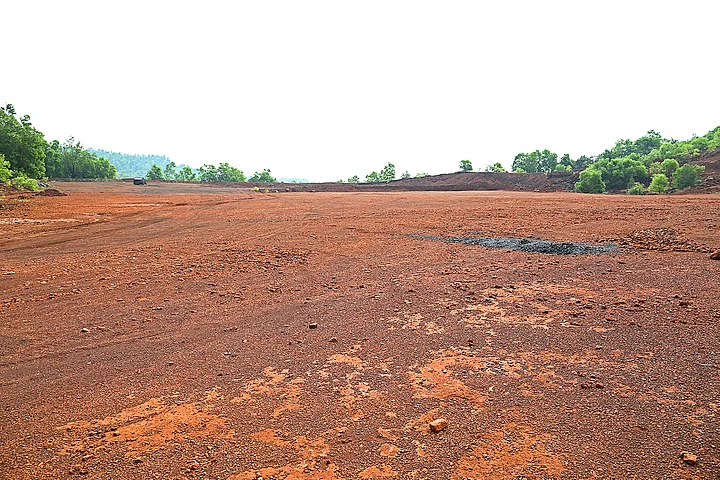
[[1, 181, 719, 479]]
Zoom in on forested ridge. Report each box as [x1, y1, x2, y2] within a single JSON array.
[[88, 149, 176, 179]]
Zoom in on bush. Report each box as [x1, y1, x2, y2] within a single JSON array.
[[10, 174, 40, 191], [648, 173, 669, 193], [627, 182, 645, 195], [673, 164, 705, 190], [575, 168, 606, 193]]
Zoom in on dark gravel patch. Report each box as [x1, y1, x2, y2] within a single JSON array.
[[409, 234, 618, 255]]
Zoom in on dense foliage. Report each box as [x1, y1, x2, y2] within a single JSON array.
[[46, 138, 116, 179], [459, 159, 472, 172], [512, 149, 558, 173], [0, 105, 47, 179], [673, 164, 705, 190], [515, 126, 718, 193], [0, 104, 115, 189]]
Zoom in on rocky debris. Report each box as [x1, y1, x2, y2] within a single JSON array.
[[711, 250, 720, 260], [681, 451, 698, 465], [429, 418, 448, 433], [308, 323, 318, 329], [36, 188, 67, 197], [615, 228, 711, 253], [409, 234, 617, 255]]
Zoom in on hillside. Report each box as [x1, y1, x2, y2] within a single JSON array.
[[88, 149, 175, 178]]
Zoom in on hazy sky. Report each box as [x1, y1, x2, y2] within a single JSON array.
[[3, 1, 719, 181]]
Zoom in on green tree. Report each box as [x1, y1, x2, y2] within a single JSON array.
[[627, 182, 645, 195], [177, 165, 197, 181], [248, 168, 275, 182], [513, 150, 558, 173], [659, 158, 679, 177], [459, 159, 472, 172], [146, 164, 164, 180], [485, 162, 506, 173], [348, 175, 359, 183], [648, 173, 669, 193], [538, 149, 558, 173], [379, 162, 395, 182], [574, 168, 606, 193], [673, 164, 705, 190], [401, 171, 411, 179], [198, 164, 219, 182], [512, 152, 538, 173], [559, 154, 573, 169], [0, 104, 48, 179], [365, 171, 380, 183], [164, 161, 177, 180], [415, 172, 428, 178], [0, 154, 12, 182]]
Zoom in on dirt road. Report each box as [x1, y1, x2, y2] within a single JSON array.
[[1, 182, 719, 479]]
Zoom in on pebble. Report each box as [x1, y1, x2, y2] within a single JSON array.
[[80, 328, 90, 333], [681, 451, 698, 464], [710, 250, 720, 260], [429, 418, 448, 433], [329, 337, 338, 343], [308, 323, 318, 329]]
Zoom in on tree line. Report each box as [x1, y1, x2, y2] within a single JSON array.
[[511, 127, 718, 193], [145, 162, 277, 183], [0, 104, 116, 191]]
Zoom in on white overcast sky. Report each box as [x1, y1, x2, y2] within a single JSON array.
[[3, 1, 719, 181]]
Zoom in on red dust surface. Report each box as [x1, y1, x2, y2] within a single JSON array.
[[1, 181, 719, 479]]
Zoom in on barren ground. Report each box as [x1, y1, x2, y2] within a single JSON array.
[[1, 181, 719, 479]]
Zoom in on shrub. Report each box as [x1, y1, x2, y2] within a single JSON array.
[[575, 168, 606, 193], [627, 182, 645, 195], [648, 173, 669, 193], [10, 174, 40, 192], [673, 164, 705, 190]]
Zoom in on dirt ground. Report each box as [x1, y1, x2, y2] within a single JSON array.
[[1, 181, 719, 479]]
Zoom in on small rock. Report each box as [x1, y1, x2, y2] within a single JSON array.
[[329, 337, 338, 343], [308, 323, 318, 329], [80, 328, 90, 333], [429, 418, 448, 433], [681, 451, 698, 464], [710, 250, 720, 260], [133, 457, 143, 464]]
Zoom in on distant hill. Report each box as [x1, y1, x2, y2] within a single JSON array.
[[88, 149, 176, 178]]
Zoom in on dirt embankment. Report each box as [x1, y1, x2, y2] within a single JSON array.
[[169, 171, 580, 193]]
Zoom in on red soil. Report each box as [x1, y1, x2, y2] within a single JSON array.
[[1, 181, 719, 479]]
